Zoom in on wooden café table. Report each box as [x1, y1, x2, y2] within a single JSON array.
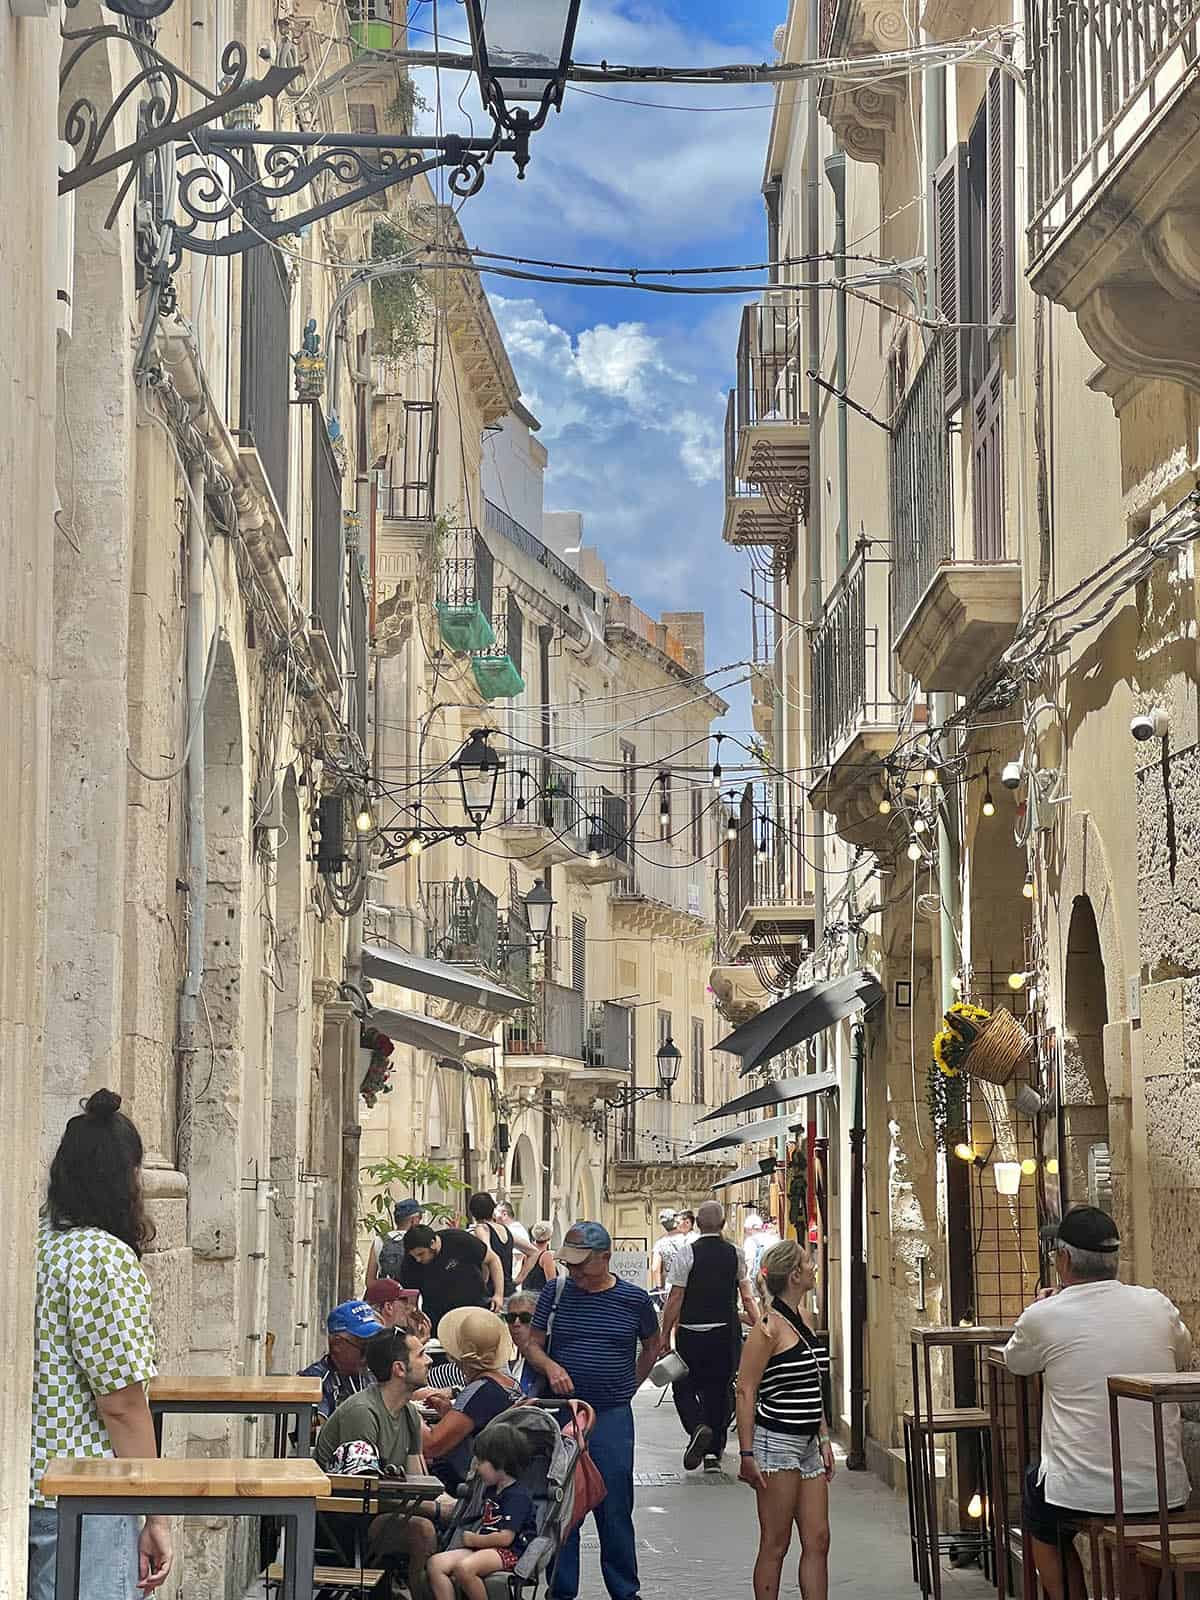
[[149, 1375, 322, 1457]]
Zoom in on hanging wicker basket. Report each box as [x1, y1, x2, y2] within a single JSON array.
[[960, 1008, 1034, 1086]]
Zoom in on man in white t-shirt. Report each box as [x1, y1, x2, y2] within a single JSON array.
[[1004, 1205, 1192, 1600], [650, 1211, 686, 1300], [496, 1202, 531, 1248]]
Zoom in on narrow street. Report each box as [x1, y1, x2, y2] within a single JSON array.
[[576, 1389, 994, 1600]]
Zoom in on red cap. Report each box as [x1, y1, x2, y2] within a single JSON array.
[[365, 1278, 417, 1306]]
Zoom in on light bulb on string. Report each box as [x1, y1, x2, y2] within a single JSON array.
[[907, 838, 922, 862], [727, 813, 738, 843], [982, 766, 995, 818], [914, 815, 929, 835], [407, 832, 424, 859], [1045, 1157, 1059, 1176], [878, 796, 892, 816], [1020, 1158, 1038, 1177], [355, 803, 374, 834], [711, 733, 723, 790], [1008, 970, 1030, 991], [1022, 872, 1035, 900], [922, 762, 938, 787], [967, 1494, 984, 1520]]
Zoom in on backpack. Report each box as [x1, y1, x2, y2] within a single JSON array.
[[378, 1231, 407, 1280]]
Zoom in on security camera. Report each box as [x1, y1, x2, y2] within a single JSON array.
[[258, 40, 275, 61], [1000, 759, 1023, 790], [1130, 708, 1169, 742]]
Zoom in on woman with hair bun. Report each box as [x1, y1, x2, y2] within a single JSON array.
[[735, 1239, 833, 1600], [27, 1089, 172, 1600]]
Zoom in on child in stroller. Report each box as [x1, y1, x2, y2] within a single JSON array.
[[433, 1401, 595, 1600], [426, 1423, 536, 1600]]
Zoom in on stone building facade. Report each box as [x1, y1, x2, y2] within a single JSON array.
[[713, 0, 1200, 1522]]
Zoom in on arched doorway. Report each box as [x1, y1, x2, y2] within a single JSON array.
[[508, 1133, 538, 1228], [1062, 896, 1111, 1213]]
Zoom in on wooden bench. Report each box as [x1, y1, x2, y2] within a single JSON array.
[[316, 1475, 446, 1519], [149, 1375, 324, 1456], [266, 1563, 386, 1595], [42, 1458, 330, 1600]]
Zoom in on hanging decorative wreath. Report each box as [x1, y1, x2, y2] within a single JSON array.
[[360, 1025, 396, 1108]]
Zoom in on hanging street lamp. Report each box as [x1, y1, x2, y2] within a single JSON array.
[[454, 728, 504, 834], [655, 1036, 682, 1095], [524, 878, 555, 946], [464, 0, 583, 177]]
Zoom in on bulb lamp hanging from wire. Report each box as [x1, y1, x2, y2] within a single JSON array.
[[727, 812, 738, 843], [658, 771, 670, 830], [1022, 871, 1035, 900], [711, 732, 723, 790], [981, 766, 996, 818]]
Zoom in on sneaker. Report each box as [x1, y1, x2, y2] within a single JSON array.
[[702, 1455, 721, 1473], [683, 1424, 714, 1470]]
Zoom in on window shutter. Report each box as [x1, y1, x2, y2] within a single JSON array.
[[571, 914, 586, 997], [933, 144, 970, 416], [986, 67, 1016, 328], [971, 358, 1005, 561], [506, 592, 523, 680]]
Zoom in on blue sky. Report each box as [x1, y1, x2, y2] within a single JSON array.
[[414, 0, 783, 731]]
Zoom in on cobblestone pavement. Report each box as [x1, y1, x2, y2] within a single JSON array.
[[574, 1387, 996, 1600]]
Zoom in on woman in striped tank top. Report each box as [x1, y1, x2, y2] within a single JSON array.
[[735, 1240, 834, 1600]]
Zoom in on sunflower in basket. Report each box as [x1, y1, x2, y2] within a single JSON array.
[[932, 1002, 992, 1078]]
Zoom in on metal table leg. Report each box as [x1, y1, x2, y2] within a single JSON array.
[[53, 1501, 83, 1600], [295, 1404, 314, 1458]]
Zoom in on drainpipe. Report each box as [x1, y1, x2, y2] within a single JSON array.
[[847, 1023, 867, 1469], [180, 460, 208, 1121], [824, 152, 850, 574]]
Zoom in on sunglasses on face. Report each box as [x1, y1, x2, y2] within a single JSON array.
[[502, 1311, 533, 1325]]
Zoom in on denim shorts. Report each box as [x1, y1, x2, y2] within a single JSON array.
[[28, 1505, 140, 1600], [753, 1425, 824, 1478]]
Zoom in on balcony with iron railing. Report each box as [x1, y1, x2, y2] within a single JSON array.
[[721, 388, 797, 552], [424, 879, 501, 975], [379, 399, 437, 524], [309, 413, 344, 686], [493, 760, 584, 871], [611, 835, 712, 930], [560, 786, 632, 886], [483, 498, 598, 610], [503, 978, 585, 1063], [749, 565, 780, 737], [808, 546, 900, 849], [725, 783, 815, 958], [614, 1097, 736, 1167], [889, 339, 1021, 693], [732, 299, 810, 493], [604, 594, 689, 671], [239, 243, 291, 522], [1025, 2, 1200, 392]]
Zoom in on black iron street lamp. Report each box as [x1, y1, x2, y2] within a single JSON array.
[[524, 878, 555, 946], [607, 1035, 682, 1109], [465, 0, 583, 176], [454, 729, 504, 834]]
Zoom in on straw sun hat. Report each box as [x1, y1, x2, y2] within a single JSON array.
[[436, 1305, 515, 1371]]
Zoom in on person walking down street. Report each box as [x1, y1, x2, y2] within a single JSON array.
[[495, 1202, 531, 1250], [650, 1210, 686, 1305], [28, 1089, 172, 1600], [468, 1192, 535, 1298], [515, 1221, 556, 1292], [736, 1241, 834, 1600], [661, 1200, 759, 1472], [423, 1308, 524, 1493], [300, 1300, 384, 1421], [367, 1198, 425, 1289], [676, 1210, 697, 1244], [524, 1222, 661, 1600], [402, 1224, 504, 1332], [1004, 1205, 1192, 1600]]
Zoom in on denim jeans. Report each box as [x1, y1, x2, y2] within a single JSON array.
[[28, 1505, 140, 1600], [551, 1403, 638, 1600]]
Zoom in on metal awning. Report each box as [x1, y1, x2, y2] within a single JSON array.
[[366, 1006, 496, 1060], [362, 944, 527, 1015], [697, 1069, 838, 1124], [684, 1109, 808, 1159], [712, 1159, 772, 1192], [715, 970, 884, 1076]]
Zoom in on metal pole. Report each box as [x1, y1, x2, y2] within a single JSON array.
[[180, 461, 208, 1109], [848, 1023, 867, 1469], [824, 151, 850, 574]]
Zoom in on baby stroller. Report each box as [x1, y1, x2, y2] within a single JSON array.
[[438, 1401, 596, 1600]]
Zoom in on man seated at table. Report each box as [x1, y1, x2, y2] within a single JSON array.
[[300, 1300, 384, 1422], [366, 1278, 430, 1338], [316, 1328, 452, 1594], [1004, 1205, 1192, 1600]]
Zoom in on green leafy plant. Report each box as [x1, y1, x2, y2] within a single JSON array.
[[370, 218, 427, 357], [360, 1154, 465, 1239], [386, 76, 428, 133], [926, 1061, 967, 1154]]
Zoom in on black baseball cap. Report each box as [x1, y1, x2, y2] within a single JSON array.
[[1040, 1205, 1120, 1253]]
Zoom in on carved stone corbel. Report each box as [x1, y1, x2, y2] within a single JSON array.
[[1078, 282, 1200, 396], [820, 0, 910, 166]]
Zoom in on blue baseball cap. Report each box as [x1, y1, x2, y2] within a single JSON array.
[[327, 1300, 384, 1339], [558, 1221, 612, 1264], [394, 1199, 424, 1222]]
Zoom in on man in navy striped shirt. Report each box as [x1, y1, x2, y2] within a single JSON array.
[[526, 1221, 661, 1600]]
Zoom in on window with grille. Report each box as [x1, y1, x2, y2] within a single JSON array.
[[691, 1017, 704, 1105], [349, 102, 379, 133], [571, 915, 586, 998]]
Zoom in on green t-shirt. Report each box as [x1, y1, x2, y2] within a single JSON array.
[[315, 1385, 422, 1475]]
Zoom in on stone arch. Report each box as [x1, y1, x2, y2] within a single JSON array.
[[1056, 811, 1127, 1025], [572, 1158, 598, 1224], [507, 1132, 539, 1226], [1061, 896, 1112, 1212], [268, 773, 312, 1372]]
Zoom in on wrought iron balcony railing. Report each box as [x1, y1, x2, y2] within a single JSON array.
[[483, 498, 598, 610], [735, 299, 805, 435], [380, 399, 437, 522], [502, 760, 579, 836], [574, 786, 629, 863], [889, 337, 951, 646], [504, 978, 585, 1060], [585, 1001, 632, 1073], [425, 879, 500, 973], [1027, 0, 1200, 264], [437, 525, 494, 616], [727, 783, 811, 934], [311, 417, 344, 669], [810, 548, 893, 763], [612, 838, 710, 920]]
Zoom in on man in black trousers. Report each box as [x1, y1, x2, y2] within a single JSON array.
[[660, 1200, 759, 1471]]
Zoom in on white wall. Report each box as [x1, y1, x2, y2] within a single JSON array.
[[481, 412, 547, 536]]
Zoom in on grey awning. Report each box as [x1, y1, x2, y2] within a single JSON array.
[[697, 1069, 838, 1124], [712, 1159, 771, 1192], [715, 970, 884, 1076], [684, 1109, 808, 1159], [366, 1007, 496, 1060], [362, 944, 527, 1015]]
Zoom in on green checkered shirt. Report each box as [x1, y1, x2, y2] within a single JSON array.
[[30, 1219, 157, 1507]]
